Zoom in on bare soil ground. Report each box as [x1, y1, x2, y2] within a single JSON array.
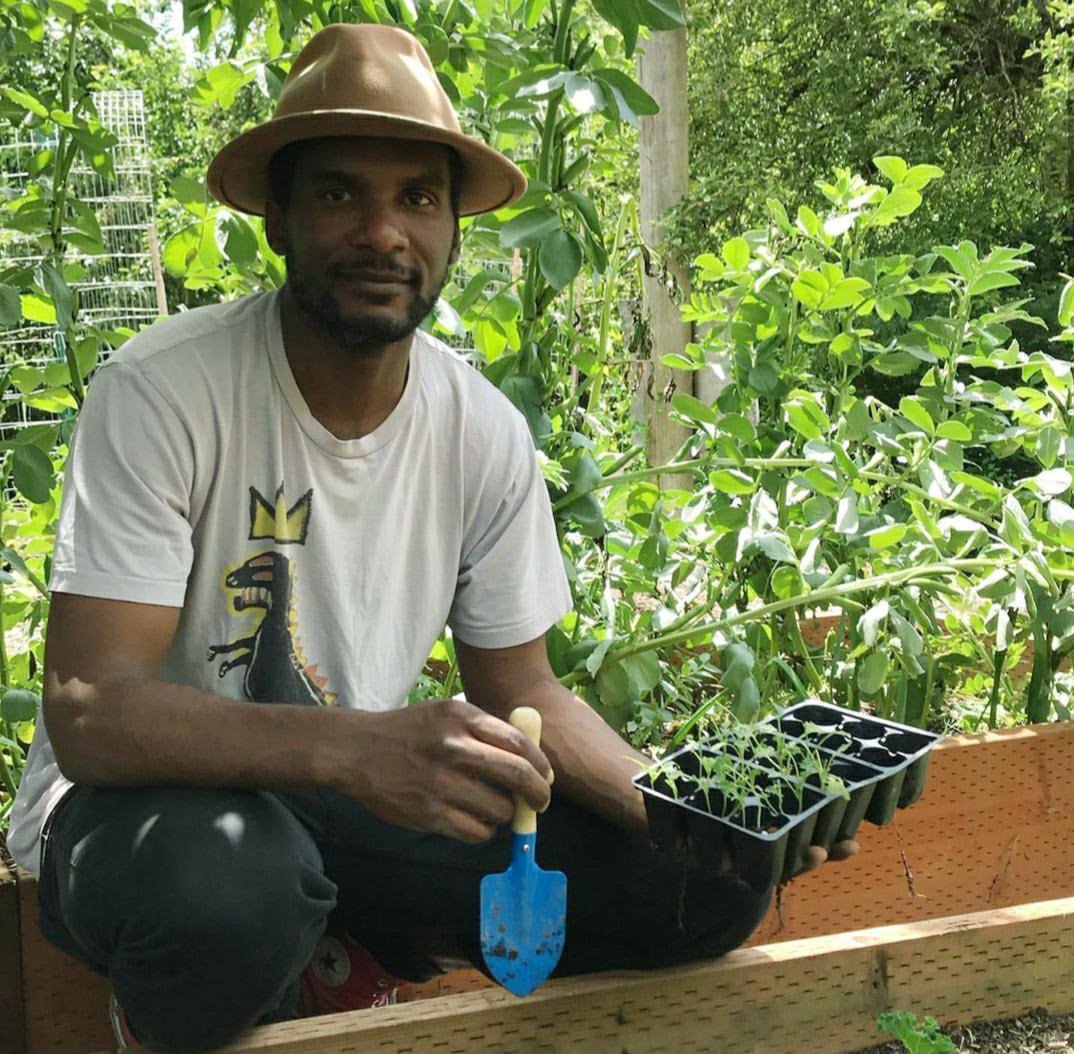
[[853, 1009, 1074, 1053]]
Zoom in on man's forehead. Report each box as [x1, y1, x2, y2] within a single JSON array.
[[295, 136, 453, 180]]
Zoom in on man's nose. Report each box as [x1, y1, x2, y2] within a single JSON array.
[[347, 205, 409, 253]]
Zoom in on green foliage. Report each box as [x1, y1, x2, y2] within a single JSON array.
[[677, 0, 1074, 322], [878, 1010, 957, 1054]]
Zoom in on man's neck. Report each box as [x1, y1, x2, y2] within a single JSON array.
[[278, 284, 413, 441]]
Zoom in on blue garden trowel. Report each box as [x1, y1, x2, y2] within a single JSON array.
[[480, 707, 567, 997]]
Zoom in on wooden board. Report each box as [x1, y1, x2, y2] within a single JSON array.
[[128, 896, 1072, 1054], [1, 845, 26, 1054], [749, 722, 1074, 944], [16, 859, 114, 1054]]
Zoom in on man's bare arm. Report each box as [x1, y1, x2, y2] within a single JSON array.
[[44, 593, 552, 842]]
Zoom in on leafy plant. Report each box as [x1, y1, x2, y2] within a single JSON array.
[[878, 1010, 957, 1054]]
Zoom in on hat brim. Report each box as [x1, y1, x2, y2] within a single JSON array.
[[207, 110, 527, 218]]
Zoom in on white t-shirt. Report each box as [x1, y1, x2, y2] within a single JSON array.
[[7, 290, 571, 874]]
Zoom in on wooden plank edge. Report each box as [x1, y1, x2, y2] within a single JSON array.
[[197, 896, 1074, 1053], [0, 838, 26, 1054]]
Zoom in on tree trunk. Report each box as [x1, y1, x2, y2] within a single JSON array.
[[637, 27, 692, 489]]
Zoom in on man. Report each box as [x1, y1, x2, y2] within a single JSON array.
[[7, 23, 845, 1053]]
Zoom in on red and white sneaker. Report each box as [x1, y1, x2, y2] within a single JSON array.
[[297, 931, 404, 1017], [108, 992, 142, 1050]]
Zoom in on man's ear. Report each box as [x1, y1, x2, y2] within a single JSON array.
[[449, 226, 461, 265], [264, 199, 286, 255]]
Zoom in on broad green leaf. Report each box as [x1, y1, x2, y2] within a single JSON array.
[[0, 284, 20, 324], [771, 566, 803, 599], [721, 236, 750, 270], [622, 652, 662, 696], [719, 414, 756, 443], [950, 470, 1002, 500], [538, 229, 582, 289], [1059, 275, 1074, 328], [791, 270, 827, 309], [2, 86, 49, 118], [592, 0, 640, 54], [636, 0, 687, 29], [873, 186, 921, 222], [223, 215, 258, 268], [749, 362, 779, 394], [499, 207, 560, 249], [710, 469, 754, 495], [595, 660, 635, 725], [899, 396, 935, 435], [873, 155, 908, 184], [902, 164, 945, 191], [890, 611, 924, 657], [1026, 467, 1072, 498], [967, 272, 1020, 297], [835, 494, 859, 535], [672, 393, 718, 425], [12, 444, 53, 503], [562, 492, 604, 537], [1036, 425, 1062, 468], [819, 277, 870, 311], [934, 244, 976, 281], [592, 68, 659, 125], [936, 420, 972, 442], [40, 262, 74, 328], [21, 294, 55, 324], [867, 523, 908, 549], [567, 453, 602, 496], [751, 533, 797, 564], [783, 391, 830, 440], [858, 651, 888, 695]]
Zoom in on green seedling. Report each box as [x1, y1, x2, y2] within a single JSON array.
[[877, 1010, 957, 1054]]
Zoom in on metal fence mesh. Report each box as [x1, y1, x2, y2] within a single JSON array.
[[0, 89, 164, 434]]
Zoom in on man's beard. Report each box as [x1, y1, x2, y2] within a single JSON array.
[[285, 249, 449, 356]]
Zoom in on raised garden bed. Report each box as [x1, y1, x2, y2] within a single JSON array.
[[5, 723, 1074, 1053]]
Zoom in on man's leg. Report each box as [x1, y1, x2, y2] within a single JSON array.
[[310, 789, 770, 981], [38, 785, 337, 1053]]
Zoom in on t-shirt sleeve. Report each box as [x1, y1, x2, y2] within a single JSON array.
[[448, 410, 572, 650], [48, 361, 195, 606]]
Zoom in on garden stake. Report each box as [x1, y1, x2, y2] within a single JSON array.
[[480, 707, 567, 997]]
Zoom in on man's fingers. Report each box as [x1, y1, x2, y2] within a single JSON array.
[[466, 707, 555, 783]]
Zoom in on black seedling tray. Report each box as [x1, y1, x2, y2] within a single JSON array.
[[635, 700, 943, 889], [763, 701, 942, 827], [634, 740, 833, 890]]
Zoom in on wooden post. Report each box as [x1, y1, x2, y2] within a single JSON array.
[[637, 27, 692, 489]]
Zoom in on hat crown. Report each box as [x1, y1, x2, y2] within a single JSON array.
[[275, 24, 463, 136]]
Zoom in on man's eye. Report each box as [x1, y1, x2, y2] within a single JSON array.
[[322, 188, 351, 203], [405, 190, 436, 207]]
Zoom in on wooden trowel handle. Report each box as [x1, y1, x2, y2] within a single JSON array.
[[509, 707, 542, 836]]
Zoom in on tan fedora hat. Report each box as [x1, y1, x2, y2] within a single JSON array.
[[207, 23, 526, 217]]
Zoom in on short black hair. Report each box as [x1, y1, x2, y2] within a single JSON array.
[[266, 138, 463, 217]]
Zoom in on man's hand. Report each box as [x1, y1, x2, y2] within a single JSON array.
[[332, 698, 554, 844]]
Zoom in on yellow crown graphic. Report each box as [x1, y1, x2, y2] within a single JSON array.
[[248, 484, 312, 545]]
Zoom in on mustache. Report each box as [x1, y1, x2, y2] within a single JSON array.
[[330, 255, 417, 282]]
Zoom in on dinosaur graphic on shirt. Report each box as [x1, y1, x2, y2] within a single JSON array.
[[207, 484, 334, 706]]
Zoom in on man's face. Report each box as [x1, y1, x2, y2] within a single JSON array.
[[265, 137, 460, 355]]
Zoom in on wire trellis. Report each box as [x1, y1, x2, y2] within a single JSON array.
[[0, 89, 166, 436]]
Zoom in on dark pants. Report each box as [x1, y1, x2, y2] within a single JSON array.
[[38, 784, 771, 1052]]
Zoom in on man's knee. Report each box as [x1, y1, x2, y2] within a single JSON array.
[[49, 787, 336, 1051]]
